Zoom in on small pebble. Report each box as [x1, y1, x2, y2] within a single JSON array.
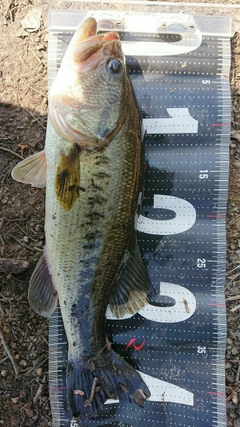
[[232, 347, 238, 355], [1, 370, 7, 377], [36, 367, 43, 376], [19, 360, 27, 367], [23, 235, 29, 243], [232, 394, 239, 405]]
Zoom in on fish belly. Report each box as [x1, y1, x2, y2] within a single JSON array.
[[44, 122, 139, 360]]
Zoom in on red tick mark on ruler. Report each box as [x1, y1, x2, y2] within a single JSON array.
[[207, 303, 225, 306], [207, 391, 226, 397], [212, 123, 230, 127]]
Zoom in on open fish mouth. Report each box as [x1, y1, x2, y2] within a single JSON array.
[[47, 16, 125, 144], [66, 17, 121, 73]]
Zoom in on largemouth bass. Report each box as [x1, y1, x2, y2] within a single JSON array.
[[12, 17, 151, 422]]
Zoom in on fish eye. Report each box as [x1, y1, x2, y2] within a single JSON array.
[[107, 58, 123, 73]]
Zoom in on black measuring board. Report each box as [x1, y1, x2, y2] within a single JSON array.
[[48, 10, 230, 427]]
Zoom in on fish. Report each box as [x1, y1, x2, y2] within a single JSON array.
[[12, 16, 151, 422]]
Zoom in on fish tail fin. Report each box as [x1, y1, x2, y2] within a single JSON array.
[[67, 349, 150, 421]]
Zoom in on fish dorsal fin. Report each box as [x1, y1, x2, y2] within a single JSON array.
[[28, 253, 58, 318], [11, 150, 46, 188], [109, 239, 152, 318]]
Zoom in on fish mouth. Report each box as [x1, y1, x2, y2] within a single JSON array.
[[67, 17, 121, 73]]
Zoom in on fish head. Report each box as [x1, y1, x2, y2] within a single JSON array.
[[49, 17, 131, 147], [67, 17, 124, 74]]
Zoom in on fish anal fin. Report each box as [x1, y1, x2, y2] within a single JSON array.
[[11, 150, 46, 188], [55, 145, 81, 211], [109, 240, 152, 318], [28, 253, 58, 318]]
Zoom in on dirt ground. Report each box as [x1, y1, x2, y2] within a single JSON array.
[[0, 0, 240, 426]]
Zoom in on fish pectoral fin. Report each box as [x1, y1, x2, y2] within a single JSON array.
[[28, 253, 58, 318], [55, 145, 81, 211], [11, 150, 46, 188], [109, 239, 153, 318]]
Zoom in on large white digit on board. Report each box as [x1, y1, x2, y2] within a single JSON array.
[[137, 195, 196, 235], [106, 282, 196, 405], [143, 108, 198, 135], [106, 371, 194, 406], [106, 282, 196, 323], [122, 31, 202, 57], [138, 282, 196, 323]]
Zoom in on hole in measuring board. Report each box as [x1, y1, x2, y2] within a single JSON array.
[[150, 294, 176, 307], [97, 19, 122, 30], [141, 208, 176, 221], [166, 24, 187, 33]]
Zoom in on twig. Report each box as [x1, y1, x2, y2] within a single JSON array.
[[22, 106, 46, 129], [0, 146, 23, 159], [13, 94, 46, 130], [228, 214, 240, 225], [33, 246, 43, 253], [29, 47, 42, 66], [0, 329, 19, 375], [227, 272, 240, 285], [4, 0, 14, 23], [41, 335, 48, 346], [15, 223, 38, 243], [227, 265, 240, 276], [20, 78, 47, 98], [236, 363, 240, 383], [84, 377, 98, 407], [0, 356, 8, 365], [9, 234, 43, 253], [226, 385, 240, 402], [23, 356, 48, 375], [0, 218, 4, 256], [33, 382, 44, 403], [231, 303, 240, 313], [20, 416, 26, 427], [9, 234, 34, 251], [226, 294, 240, 302], [0, 168, 11, 204]]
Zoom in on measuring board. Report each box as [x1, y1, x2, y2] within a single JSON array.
[[47, 7, 230, 427]]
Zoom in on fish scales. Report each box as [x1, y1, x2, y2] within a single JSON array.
[[45, 116, 140, 360], [12, 17, 151, 423]]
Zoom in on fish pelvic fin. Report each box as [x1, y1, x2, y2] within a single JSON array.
[[55, 144, 81, 211], [28, 253, 58, 318], [109, 239, 154, 318], [67, 349, 150, 422], [11, 150, 46, 188]]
